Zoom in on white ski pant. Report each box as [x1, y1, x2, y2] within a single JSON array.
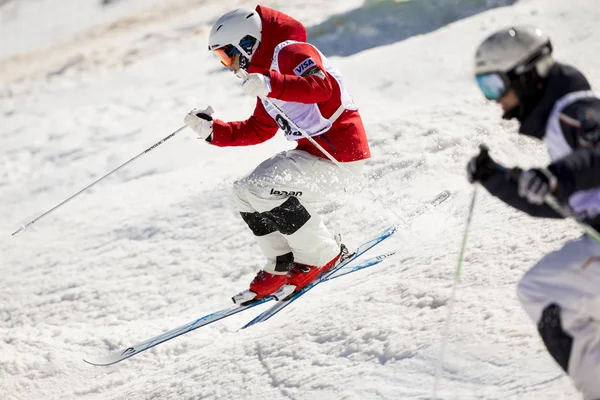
[[517, 235, 600, 400], [233, 149, 364, 274]]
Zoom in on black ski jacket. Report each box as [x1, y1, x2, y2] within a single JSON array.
[[480, 63, 600, 230]]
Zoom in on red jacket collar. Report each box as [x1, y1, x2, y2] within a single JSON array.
[[248, 5, 307, 74]]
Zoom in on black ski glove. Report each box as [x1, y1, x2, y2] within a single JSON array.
[[466, 145, 501, 183], [517, 168, 558, 204]]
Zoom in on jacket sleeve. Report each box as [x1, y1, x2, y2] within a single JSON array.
[[480, 170, 562, 219], [209, 99, 279, 147], [267, 43, 333, 104], [549, 148, 600, 201]]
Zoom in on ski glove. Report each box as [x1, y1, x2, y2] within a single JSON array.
[[517, 168, 558, 204], [466, 145, 501, 183], [184, 106, 214, 142], [242, 73, 271, 98]]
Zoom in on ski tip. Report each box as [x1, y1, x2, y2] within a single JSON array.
[[83, 355, 123, 367], [83, 358, 105, 366]]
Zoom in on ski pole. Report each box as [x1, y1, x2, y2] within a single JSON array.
[[543, 195, 600, 244], [433, 186, 478, 397], [11, 125, 187, 236]]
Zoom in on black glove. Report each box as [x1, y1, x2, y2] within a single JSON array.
[[466, 145, 501, 183], [517, 168, 557, 204]]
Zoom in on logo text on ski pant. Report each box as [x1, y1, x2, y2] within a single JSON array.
[[270, 188, 303, 196]]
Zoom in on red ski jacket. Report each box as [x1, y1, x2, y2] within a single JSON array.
[[210, 5, 371, 163]]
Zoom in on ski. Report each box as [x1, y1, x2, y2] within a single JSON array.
[[83, 296, 272, 366], [83, 227, 397, 366], [326, 251, 396, 281], [242, 225, 398, 329]]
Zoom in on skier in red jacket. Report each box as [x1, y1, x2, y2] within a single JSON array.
[[184, 6, 371, 304]]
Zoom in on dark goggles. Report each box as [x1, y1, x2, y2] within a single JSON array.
[[475, 73, 510, 101]]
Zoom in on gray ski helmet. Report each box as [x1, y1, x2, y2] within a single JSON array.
[[474, 26, 553, 98]]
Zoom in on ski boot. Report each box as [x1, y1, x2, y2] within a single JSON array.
[[232, 270, 288, 305], [274, 242, 351, 301]]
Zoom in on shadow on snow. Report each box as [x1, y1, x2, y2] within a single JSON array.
[[307, 0, 517, 57]]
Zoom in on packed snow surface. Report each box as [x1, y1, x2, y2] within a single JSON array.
[[2, 0, 599, 399]]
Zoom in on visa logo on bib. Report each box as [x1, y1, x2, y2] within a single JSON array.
[[294, 58, 316, 76]]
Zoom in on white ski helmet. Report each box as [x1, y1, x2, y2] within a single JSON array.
[[208, 8, 262, 69], [474, 26, 553, 100]]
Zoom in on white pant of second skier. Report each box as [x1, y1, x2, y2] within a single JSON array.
[[233, 149, 364, 274], [517, 235, 600, 400]]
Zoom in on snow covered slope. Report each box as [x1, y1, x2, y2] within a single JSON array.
[[2, 0, 599, 399]]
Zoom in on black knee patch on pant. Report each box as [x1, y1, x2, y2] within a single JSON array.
[[240, 212, 277, 236], [265, 196, 311, 235], [537, 304, 573, 372], [274, 252, 294, 273]]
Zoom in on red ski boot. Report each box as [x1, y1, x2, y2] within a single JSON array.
[[232, 270, 287, 305], [272, 244, 351, 301], [285, 249, 346, 293]]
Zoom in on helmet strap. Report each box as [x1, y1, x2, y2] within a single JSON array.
[[234, 38, 259, 71], [239, 54, 250, 70], [234, 43, 253, 61]]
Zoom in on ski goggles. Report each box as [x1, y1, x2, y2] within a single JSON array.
[[475, 73, 510, 101], [213, 44, 240, 67]]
